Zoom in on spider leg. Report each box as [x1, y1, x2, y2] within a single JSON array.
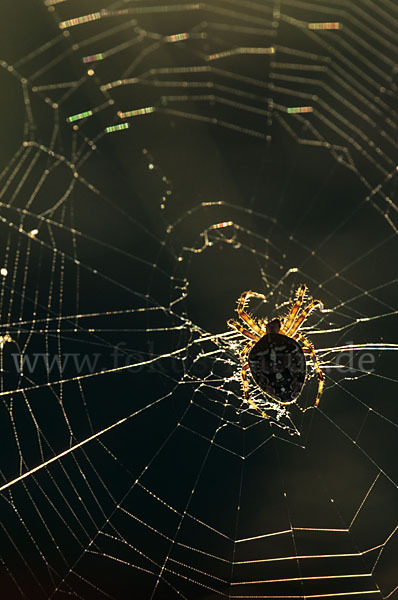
[[228, 319, 260, 341], [285, 299, 324, 337], [294, 332, 325, 407], [236, 290, 266, 336], [240, 339, 256, 359], [241, 362, 270, 419], [280, 284, 307, 334], [228, 319, 269, 419]]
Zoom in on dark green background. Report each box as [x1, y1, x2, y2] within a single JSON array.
[[0, 1, 396, 599]]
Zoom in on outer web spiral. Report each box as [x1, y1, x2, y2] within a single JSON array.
[[0, 1, 397, 599]]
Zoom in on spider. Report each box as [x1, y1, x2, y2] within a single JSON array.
[[227, 284, 325, 419]]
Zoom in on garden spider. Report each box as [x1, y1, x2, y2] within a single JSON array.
[[227, 284, 325, 419]]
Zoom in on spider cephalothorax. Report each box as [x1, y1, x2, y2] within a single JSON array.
[[227, 285, 325, 418]]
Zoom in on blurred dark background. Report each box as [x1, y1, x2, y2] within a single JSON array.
[[0, 1, 397, 599]]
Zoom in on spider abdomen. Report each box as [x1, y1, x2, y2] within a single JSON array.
[[248, 333, 306, 404]]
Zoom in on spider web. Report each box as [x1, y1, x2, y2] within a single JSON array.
[[0, 0, 397, 598]]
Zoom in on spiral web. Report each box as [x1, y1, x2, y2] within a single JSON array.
[[0, 0, 397, 598]]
